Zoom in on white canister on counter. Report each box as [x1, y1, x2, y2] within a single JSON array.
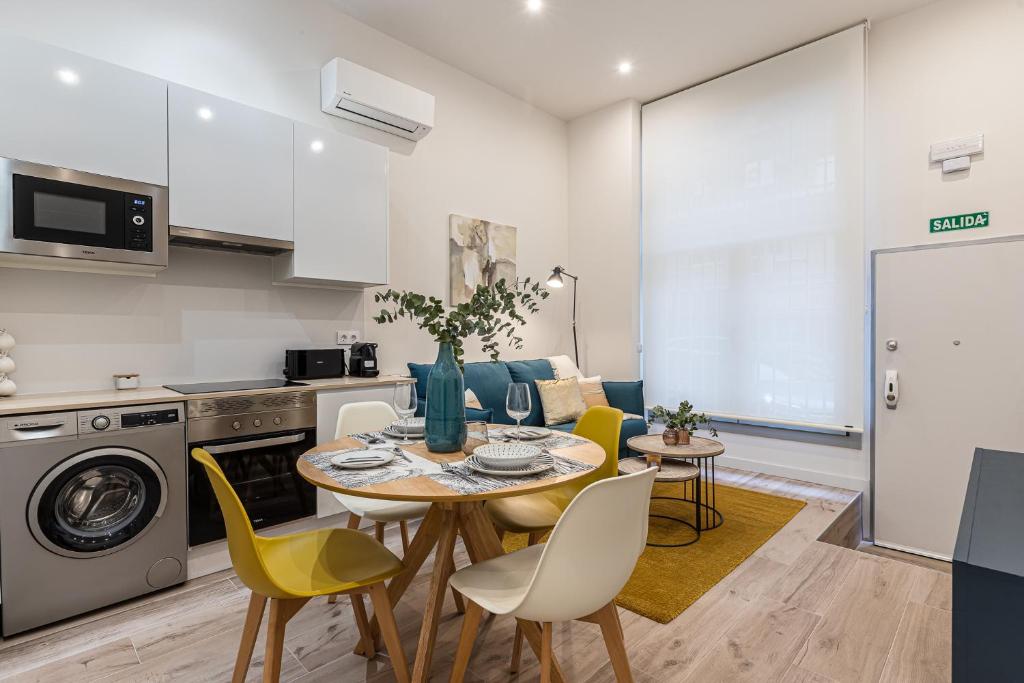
[[0, 376, 16, 397], [114, 373, 140, 390]]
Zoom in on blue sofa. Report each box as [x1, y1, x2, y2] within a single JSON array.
[[407, 358, 647, 458]]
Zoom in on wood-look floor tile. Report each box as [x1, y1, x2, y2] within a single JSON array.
[[908, 569, 952, 611], [683, 598, 820, 682], [765, 543, 858, 615], [1, 638, 138, 683], [755, 500, 846, 566], [631, 581, 753, 681], [721, 554, 791, 601], [795, 556, 917, 683], [121, 625, 304, 682], [780, 665, 836, 682], [877, 602, 951, 683], [0, 579, 242, 677]]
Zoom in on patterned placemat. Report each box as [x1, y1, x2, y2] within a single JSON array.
[[428, 454, 595, 495], [488, 430, 590, 451], [302, 446, 441, 490]]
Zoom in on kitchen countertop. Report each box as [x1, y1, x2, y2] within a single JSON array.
[[0, 375, 414, 416]]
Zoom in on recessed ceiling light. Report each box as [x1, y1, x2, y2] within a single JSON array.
[[56, 68, 79, 85], [526, 0, 543, 14], [310, 139, 325, 153], [617, 61, 633, 75], [196, 107, 213, 121]]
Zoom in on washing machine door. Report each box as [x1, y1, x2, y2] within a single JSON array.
[[28, 447, 168, 558]]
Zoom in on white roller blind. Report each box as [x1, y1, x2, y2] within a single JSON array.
[[641, 26, 865, 430]]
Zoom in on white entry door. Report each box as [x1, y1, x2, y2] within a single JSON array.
[[873, 237, 1024, 560]]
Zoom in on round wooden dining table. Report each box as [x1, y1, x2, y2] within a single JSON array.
[[297, 428, 606, 683]]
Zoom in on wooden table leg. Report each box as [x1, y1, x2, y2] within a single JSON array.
[[355, 503, 443, 657], [458, 502, 567, 683], [411, 504, 459, 683]]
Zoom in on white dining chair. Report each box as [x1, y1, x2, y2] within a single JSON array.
[[328, 401, 464, 612], [448, 467, 657, 683], [332, 401, 430, 551]]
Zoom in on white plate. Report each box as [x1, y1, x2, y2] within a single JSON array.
[[330, 449, 395, 469], [465, 453, 554, 476], [499, 426, 552, 440], [473, 443, 542, 468]]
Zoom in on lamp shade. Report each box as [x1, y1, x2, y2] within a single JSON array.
[[546, 268, 564, 288]]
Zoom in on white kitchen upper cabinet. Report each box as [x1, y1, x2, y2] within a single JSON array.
[[168, 84, 293, 243], [274, 122, 388, 288], [0, 35, 167, 185]]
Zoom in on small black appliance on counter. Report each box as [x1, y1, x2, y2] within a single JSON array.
[[348, 342, 380, 378], [283, 349, 345, 380]]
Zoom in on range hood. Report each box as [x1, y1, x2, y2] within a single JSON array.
[[168, 226, 293, 255]]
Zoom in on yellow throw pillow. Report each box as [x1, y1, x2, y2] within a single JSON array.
[[578, 375, 610, 408], [536, 377, 588, 426], [465, 389, 483, 410]]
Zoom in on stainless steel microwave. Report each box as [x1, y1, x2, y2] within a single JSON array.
[[0, 157, 168, 273]]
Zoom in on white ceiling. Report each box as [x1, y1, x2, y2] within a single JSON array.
[[331, 0, 936, 120]]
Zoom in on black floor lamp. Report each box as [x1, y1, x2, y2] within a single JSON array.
[[546, 266, 580, 368]]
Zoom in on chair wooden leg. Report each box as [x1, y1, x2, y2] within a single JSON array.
[[510, 623, 524, 673], [399, 520, 410, 553], [540, 621, 553, 683], [451, 600, 483, 683], [368, 582, 410, 683], [350, 592, 376, 659], [232, 592, 266, 683], [508, 530, 545, 666], [448, 547, 466, 614], [593, 603, 633, 683], [332, 514, 364, 605], [375, 521, 386, 543], [263, 597, 308, 683]]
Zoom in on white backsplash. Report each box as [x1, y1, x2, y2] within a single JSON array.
[[0, 247, 363, 394]]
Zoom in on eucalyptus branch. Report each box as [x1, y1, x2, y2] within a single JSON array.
[[372, 278, 549, 366], [648, 400, 718, 437]]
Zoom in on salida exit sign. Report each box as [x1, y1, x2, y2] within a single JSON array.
[[930, 211, 989, 233]]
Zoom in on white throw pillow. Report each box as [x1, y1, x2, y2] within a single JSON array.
[[546, 354, 584, 380]]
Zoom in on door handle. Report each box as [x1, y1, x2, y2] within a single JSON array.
[[884, 370, 899, 409]]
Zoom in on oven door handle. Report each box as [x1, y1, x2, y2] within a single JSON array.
[[202, 433, 307, 455]]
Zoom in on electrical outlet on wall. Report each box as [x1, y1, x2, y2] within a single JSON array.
[[336, 330, 361, 345]]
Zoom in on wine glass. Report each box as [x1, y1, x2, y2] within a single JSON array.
[[506, 383, 531, 442], [393, 383, 418, 445]]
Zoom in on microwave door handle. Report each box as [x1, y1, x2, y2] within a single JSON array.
[[202, 433, 306, 455]]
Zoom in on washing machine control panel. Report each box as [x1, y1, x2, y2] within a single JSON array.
[[78, 403, 184, 434]]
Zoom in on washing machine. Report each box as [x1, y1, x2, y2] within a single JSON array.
[[0, 402, 188, 636]]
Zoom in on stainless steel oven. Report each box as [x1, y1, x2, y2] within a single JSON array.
[[0, 156, 168, 271], [185, 391, 318, 546]]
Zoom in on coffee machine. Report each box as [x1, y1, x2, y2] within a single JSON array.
[[348, 342, 380, 378]]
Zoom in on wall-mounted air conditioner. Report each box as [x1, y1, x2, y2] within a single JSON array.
[[320, 58, 434, 141]]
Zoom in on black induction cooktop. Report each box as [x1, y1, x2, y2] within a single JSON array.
[[163, 379, 308, 395]]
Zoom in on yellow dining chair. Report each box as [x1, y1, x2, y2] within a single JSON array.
[[484, 405, 622, 671], [191, 448, 410, 683]]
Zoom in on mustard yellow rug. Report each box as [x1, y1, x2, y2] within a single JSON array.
[[503, 483, 806, 624]]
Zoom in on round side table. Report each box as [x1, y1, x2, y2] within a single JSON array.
[[618, 456, 702, 547], [626, 434, 726, 531]]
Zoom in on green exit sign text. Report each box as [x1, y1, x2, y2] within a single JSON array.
[[930, 211, 989, 234]]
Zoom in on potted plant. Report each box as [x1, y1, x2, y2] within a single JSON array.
[[373, 278, 548, 452], [648, 401, 718, 446]]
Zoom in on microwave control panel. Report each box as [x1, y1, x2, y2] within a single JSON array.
[[124, 194, 153, 251]]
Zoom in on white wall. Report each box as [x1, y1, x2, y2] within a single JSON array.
[[566, 100, 642, 380], [867, 0, 1024, 251], [0, 0, 570, 393], [569, 0, 1024, 494]]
